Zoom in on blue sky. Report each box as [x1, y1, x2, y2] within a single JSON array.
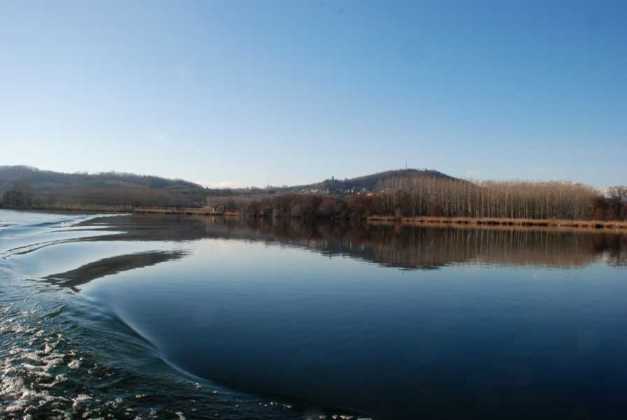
[[1, 0, 625, 188]]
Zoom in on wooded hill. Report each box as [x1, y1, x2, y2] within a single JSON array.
[[0, 166, 207, 209], [287, 169, 460, 194], [1, 167, 461, 210], [204, 169, 462, 198]]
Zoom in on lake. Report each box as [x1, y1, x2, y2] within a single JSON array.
[[1, 209, 626, 419]]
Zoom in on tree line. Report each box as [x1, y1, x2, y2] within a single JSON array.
[[2, 171, 625, 222], [225, 177, 627, 221]]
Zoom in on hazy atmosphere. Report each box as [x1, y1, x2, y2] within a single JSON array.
[[2, 0, 626, 187]]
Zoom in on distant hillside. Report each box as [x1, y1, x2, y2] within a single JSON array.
[[0, 166, 466, 211], [0, 166, 207, 209], [203, 169, 465, 207], [289, 169, 462, 194]]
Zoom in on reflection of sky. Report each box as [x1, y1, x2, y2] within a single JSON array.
[[0, 209, 80, 227], [78, 236, 627, 418], [82, 236, 627, 352], [0, 211, 123, 263]]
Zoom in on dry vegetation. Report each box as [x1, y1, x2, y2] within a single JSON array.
[[234, 178, 627, 224], [2, 166, 625, 227]]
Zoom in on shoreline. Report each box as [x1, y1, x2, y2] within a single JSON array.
[[367, 215, 627, 232], [2, 206, 627, 232]]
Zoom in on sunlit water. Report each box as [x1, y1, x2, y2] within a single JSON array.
[[1, 209, 626, 419]]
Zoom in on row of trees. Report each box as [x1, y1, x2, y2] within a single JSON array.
[[375, 177, 605, 220], [231, 178, 627, 221], [606, 186, 627, 220], [1, 189, 34, 209]]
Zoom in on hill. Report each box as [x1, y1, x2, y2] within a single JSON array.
[[203, 168, 466, 209], [288, 169, 461, 194], [0, 166, 207, 209]]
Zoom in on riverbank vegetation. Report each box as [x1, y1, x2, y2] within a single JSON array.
[[227, 179, 627, 222], [2, 166, 625, 224]]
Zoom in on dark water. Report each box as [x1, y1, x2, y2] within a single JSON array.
[[1, 210, 626, 419]]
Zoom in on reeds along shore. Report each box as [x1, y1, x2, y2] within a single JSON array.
[[367, 215, 627, 231]]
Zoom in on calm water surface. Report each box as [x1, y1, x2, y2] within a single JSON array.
[[1, 209, 626, 419]]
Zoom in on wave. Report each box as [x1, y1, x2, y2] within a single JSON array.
[[0, 210, 305, 419]]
